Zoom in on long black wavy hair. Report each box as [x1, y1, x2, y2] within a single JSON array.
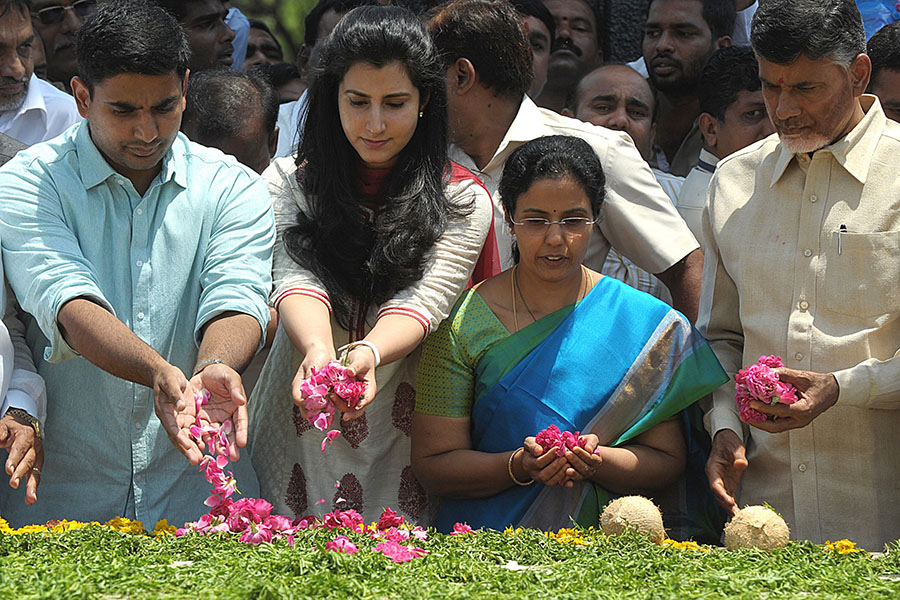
[[283, 5, 467, 330]]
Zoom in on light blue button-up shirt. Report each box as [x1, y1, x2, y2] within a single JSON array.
[[0, 121, 274, 528]]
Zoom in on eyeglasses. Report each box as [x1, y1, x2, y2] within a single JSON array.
[[510, 217, 596, 236], [33, 0, 96, 26]]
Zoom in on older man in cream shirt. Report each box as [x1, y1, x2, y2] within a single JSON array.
[[700, 0, 900, 550]]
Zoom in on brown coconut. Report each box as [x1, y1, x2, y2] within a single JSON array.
[[724, 505, 790, 551], [600, 495, 666, 544]]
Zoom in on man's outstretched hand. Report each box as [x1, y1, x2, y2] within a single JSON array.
[[706, 428, 748, 516]]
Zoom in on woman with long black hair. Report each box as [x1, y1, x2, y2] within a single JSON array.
[[248, 5, 495, 524]]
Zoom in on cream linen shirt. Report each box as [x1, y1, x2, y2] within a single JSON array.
[[698, 96, 900, 550], [449, 96, 699, 271]]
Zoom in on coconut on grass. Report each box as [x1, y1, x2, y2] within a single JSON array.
[[600, 496, 666, 544], [724, 505, 790, 551]]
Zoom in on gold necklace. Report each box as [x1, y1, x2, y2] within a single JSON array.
[[511, 265, 593, 332], [513, 266, 538, 324]]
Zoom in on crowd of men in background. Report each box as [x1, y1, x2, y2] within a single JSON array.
[[4, 1, 899, 184], [1, 0, 900, 548]]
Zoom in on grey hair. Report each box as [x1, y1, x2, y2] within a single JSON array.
[[750, 0, 864, 68]]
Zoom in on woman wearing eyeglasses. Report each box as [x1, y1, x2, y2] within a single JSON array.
[[412, 135, 727, 532], [247, 6, 495, 524]]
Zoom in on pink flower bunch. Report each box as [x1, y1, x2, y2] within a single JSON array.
[[535, 425, 587, 457], [298, 360, 368, 452], [450, 522, 473, 535], [322, 508, 364, 531], [179, 405, 434, 562], [373, 539, 428, 563], [376, 507, 404, 530], [735, 355, 799, 423], [321, 508, 427, 559], [177, 391, 302, 545], [325, 535, 359, 554]]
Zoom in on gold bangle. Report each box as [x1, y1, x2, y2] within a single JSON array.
[[507, 447, 534, 486]]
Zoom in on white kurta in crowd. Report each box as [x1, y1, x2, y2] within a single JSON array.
[[0, 75, 80, 146]]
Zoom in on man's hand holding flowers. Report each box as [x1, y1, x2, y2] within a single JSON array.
[[153, 359, 249, 466], [748, 367, 839, 433], [183, 362, 249, 462], [153, 361, 202, 464]]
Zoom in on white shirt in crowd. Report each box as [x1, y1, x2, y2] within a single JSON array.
[[0, 75, 81, 146], [274, 90, 308, 159]]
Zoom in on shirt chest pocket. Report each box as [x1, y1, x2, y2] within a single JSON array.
[[821, 230, 900, 319]]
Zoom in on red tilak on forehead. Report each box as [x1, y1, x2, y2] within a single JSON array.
[[523, 20, 531, 33]]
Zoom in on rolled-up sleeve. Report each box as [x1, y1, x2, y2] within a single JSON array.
[[195, 166, 275, 349], [0, 157, 114, 363]]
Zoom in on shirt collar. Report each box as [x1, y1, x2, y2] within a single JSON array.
[[769, 94, 885, 188], [697, 148, 719, 174], [7, 75, 47, 124], [482, 96, 553, 172], [76, 120, 188, 190]]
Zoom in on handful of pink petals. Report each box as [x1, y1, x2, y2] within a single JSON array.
[[735, 355, 799, 423], [535, 424, 588, 458], [179, 391, 436, 561], [298, 360, 368, 452]]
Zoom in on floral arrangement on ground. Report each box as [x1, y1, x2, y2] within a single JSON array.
[[2, 514, 900, 600]]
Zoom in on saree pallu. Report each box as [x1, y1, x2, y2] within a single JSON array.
[[435, 276, 727, 532]]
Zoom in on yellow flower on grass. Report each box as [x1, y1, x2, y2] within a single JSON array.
[[11, 524, 48, 535], [503, 526, 523, 536], [153, 519, 177, 536], [661, 539, 710, 552], [546, 528, 593, 546], [104, 517, 146, 535], [0, 517, 12, 534], [824, 539, 865, 555], [49, 520, 94, 533]]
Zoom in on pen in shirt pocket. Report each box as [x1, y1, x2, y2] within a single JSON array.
[[838, 223, 847, 255]]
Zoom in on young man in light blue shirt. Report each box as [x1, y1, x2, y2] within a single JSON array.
[[0, 0, 274, 528]]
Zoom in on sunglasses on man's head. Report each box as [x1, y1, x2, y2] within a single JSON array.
[[33, 0, 96, 26]]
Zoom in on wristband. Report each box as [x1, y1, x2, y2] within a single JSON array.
[[337, 341, 381, 368], [192, 358, 226, 378], [507, 447, 534, 486]]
